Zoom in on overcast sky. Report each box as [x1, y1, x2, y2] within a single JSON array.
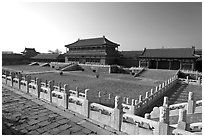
[[0, 2, 202, 53]]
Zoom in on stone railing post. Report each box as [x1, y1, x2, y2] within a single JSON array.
[[163, 96, 169, 107], [5, 70, 10, 84], [155, 86, 158, 92], [111, 96, 122, 131], [159, 84, 162, 90], [108, 94, 111, 105], [150, 89, 154, 96], [36, 78, 42, 98], [162, 82, 165, 89], [134, 100, 138, 106], [126, 97, 129, 104], [18, 73, 22, 89], [167, 79, 170, 85], [123, 97, 126, 103], [198, 77, 201, 85], [177, 109, 189, 130], [145, 92, 149, 99], [186, 76, 189, 83], [63, 84, 69, 109], [145, 113, 151, 119], [48, 80, 54, 103], [130, 99, 135, 115], [157, 106, 169, 135], [139, 95, 143, 103], [76, 86, 79, 97], [98, 91, 101, 103], [83, 89, 90, 118], [165, 81, 168, 87], [58, 83, 61, 92], [25, 75, 31, 93], [45, 80, 48, 87], [187, 92, 195, 114], [11, 72, 15, 87]]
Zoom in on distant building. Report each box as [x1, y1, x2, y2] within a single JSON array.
[[64, 36, 120, 65], [117, 51, 143, 67], [21, 48, 39, 58], [2, 52, 24, 65], [139, 47, 199, 71], [2, 51, 13, 54], [194, 49, 202, 72], [31, 53, 65, 63]]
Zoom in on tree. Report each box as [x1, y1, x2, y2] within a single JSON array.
[[48, 49, 62, 54]]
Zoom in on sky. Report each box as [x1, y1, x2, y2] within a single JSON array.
[[0, 2, 202, 53]]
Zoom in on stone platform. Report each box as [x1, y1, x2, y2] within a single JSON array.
[[2, 85, 126, 135]]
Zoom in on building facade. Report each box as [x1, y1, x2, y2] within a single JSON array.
[[117, 51, 143, 67], [139, 47, 198, 71], [31, 53, 65, 63], [21, 48, 39, 58], [64, 36, 120, 65]]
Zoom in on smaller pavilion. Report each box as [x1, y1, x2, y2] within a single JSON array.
[[139, 47, 198, 70]]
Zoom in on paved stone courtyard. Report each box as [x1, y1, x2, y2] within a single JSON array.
[[2, 85, 125, 135]]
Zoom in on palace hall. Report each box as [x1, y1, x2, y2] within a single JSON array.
[[64, 36, 120, 65], [139, 47, 199, 71]]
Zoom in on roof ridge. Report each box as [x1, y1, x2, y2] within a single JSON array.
[[79, 36, 104, 41], [146, 47, 193, 50]]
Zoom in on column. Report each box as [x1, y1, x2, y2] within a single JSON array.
[[139, 60, 141, 67], [169, 60, 171, 70], [147, 60, 150, 68], [191, 62, 194, 71], [156, 60, 159, 69], [179, 61, 182, 70]]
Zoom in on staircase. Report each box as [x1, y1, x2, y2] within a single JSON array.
[[139, 69, 177, 81], [168, 82, 189, 105], [167, 81, 202, 105]]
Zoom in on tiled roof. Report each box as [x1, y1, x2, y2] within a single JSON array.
[[65, 51, 107, 56], [32, 53, 64, 60], [195, 49, 202, 55], [65, 36, 120, 48], [140, 48, 197, 58], [120, 51, 143, 58]]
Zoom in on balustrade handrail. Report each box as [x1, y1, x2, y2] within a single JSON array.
[[90, 102, 114, 112], [69, 96, 85, 102], [123, 113, 158, 127], [180, 69, 202, 75], [69, 89, 78, 94], [171, 128, 197, 135]]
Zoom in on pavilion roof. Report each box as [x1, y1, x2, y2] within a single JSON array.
[[65, 36, 120, 48], [139, 48, 197, 59], [31, 53, 64, 60]]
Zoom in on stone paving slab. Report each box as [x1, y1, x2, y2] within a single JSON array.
[[2, 84, 126, 135]]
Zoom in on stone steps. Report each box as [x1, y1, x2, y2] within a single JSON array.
[[168, 82, 189, 105]]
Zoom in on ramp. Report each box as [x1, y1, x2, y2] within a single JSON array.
[[39, 63, 50, 67], [61, 63, 82, 71], [29, 62, 39, 66]]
